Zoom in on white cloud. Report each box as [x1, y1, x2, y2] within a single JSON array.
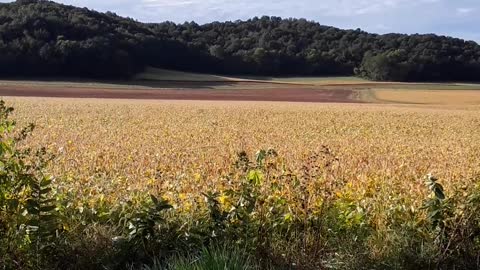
[[137, 0, 415, 17], [374, 24, 391, 31], [456, 7, 474, 14], [141, 0, 201, 8]]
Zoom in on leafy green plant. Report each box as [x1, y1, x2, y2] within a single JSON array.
[[0, 100, 60, 268], [21, 174, 59, 257], [124, 194, 183, 262], [421, 175, 480, 268], [205, 150, 274, 242], [203, 172, 262, 247], [422, 174, 451, 237], [128, 195, 173, 242]]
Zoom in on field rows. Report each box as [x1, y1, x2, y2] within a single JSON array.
[[7, 98, 480, 209]]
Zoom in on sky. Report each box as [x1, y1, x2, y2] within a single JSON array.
[[2, 0, 479, 42]]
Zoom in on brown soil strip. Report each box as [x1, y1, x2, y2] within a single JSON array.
[[0, 85, 359, 103]]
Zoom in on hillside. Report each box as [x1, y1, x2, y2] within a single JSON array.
[[1, 0, 480, 81]]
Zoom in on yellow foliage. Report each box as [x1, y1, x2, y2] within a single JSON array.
[[6, 97, 480, 223]]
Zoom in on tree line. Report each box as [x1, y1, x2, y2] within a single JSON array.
[[1, 0, 480, 81]]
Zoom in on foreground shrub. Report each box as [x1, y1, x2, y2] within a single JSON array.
[[0, 100, 60, 269]]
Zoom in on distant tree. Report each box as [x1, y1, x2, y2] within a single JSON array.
[[356, 50, 414, 81], [0, 0, 479, 81], [209, 45, 224, 59]]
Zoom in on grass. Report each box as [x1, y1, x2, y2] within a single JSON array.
[[374, 89, 480, 105], [266, 76, 368, 84], [134, 67, 235, 82], [134, 67, 367, 85], [370, 83, 480, 90], [158, 245, 256, 270], [133, 68, 480, 89]]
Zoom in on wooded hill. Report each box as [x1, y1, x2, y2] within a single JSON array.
[[1, 0, 480, 81]]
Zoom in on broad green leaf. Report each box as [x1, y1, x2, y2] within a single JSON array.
[[247, 170, 263, 186]]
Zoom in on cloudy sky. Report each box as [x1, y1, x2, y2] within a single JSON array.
[[3, 0, 479, 41]]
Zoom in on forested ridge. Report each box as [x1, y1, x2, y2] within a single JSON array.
[[1, 0, 480, 81]]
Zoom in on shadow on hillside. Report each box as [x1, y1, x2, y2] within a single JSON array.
[[108, 79, 244, 89], [0, 76, 248, 90]]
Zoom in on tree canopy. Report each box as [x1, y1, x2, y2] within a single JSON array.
[[1, 0, 480, 81]]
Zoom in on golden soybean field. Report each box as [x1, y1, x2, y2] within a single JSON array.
[[6, 97, 480, 216]]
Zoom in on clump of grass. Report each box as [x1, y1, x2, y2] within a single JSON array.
[[160, 245, 256, 270]]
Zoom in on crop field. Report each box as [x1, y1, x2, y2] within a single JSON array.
[[7, 97, 480, 201], [2, 78, 480, 269], [374, 89, 480, 105], [2, 96, 480, 268]]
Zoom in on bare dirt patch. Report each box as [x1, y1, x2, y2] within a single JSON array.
[[0, 84, 358, 103]]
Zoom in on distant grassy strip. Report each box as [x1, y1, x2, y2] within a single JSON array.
[[0, 80, 153, 89], [135, 67, 369, 86], [135, 67, 234, 82], [374, 89, 480, 105], [2, 67, 480, 93], [135, 68, 480, 90], [267, 76, 368, 84], [373, 84, 480, 90]]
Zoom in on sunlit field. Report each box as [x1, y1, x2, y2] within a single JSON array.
[[374, 89, 480, 105], [4, 97, 480, 269], [7, 98, 479, 201]]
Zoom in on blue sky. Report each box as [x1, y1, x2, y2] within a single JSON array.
[[3, 0, 479, 42]]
